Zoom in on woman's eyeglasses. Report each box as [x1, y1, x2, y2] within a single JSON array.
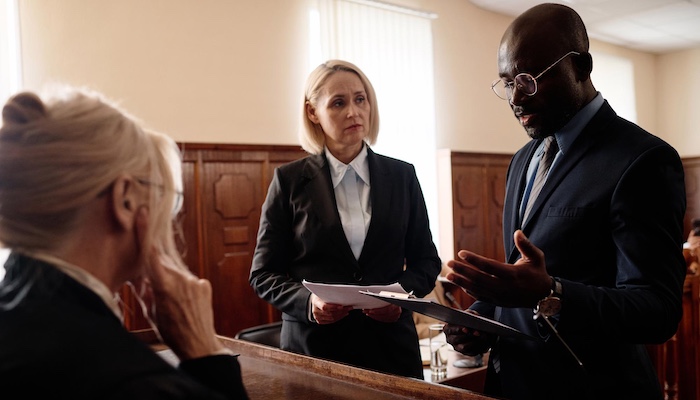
[[136, 179, 184, 214]]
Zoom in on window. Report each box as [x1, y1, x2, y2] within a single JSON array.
[[0, 249, 7, 281], [0, 0, 20, 281], [309, 0, 440, 249], [0, 0, 21, 104], [590, 52, 637, 123]]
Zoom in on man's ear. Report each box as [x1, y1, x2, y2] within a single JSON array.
[[111, 175, 139, 231], [306, 102, 320, 124], [574, 52, 593, 81]]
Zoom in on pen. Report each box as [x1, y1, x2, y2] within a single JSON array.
[[445, 292, 462, 310]]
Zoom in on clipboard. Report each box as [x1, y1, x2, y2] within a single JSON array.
[[360, 291, 537, 341]]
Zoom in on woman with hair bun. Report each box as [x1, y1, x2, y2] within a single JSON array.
[[0, 87, 248, 399]]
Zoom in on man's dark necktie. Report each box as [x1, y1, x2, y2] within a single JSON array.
[[522, 136, 558, 222]]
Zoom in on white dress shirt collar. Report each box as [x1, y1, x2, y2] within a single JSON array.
[[325, 143, 370, 188]]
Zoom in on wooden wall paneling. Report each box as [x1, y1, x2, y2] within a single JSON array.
[[193, 145, 306, 338], [443, 152, 511, 308], [485, 158, 508, 263], [121, 143, 307, 336], [648, 273, 700, 400], [178, 150, 202, 276], [120, 285, 148, 331], [682, 157, 700, 236], [678, 274, 700, 400], [452, 163, 486, 259], [200, 157, 264, 337], [449, 153, 510, 261]]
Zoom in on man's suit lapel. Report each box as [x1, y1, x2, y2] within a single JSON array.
[[302, 154, 359, 264], [509, 101, 617, 262], [503, 142, 538, 260]]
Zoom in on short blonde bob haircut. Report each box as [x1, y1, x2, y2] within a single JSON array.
[[299, 59, 380, 155]]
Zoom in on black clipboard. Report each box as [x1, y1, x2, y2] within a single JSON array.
[[360, 291, 537, 341]]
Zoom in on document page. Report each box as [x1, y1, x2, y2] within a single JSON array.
[[302, 280, 408, 309]]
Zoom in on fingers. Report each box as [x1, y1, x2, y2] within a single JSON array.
[[146, 251, 182, 294], [446, 256, 498, 298], [450, 250, 504, 279], [512, 230, 543, 264], [311, 295, 352, 325], [362, 304, 401, 322], [149, 262, 222, 359], [443, 323, 491, 356]]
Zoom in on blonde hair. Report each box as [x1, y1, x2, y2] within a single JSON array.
[[299, 60, 380, 154], [0, 86, 184, 269]]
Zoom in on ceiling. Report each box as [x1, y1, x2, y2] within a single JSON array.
[[469, 0, 700, 54]]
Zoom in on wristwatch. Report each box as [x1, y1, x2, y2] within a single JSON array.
[[534, 277, 563, 318]]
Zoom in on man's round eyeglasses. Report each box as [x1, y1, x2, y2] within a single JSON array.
[[491, 51, 580, 101]]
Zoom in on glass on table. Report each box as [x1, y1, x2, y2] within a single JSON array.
[[428, 323, 447, 378]]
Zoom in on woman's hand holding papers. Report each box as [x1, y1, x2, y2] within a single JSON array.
[[363, 304, 402, 323], [311, 294, 353, 325]]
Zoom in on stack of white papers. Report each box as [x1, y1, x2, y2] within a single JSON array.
[[302, 280, 408, 309]]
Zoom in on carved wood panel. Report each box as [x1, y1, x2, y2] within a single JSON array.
[[682, 157, 700, 236], [647, 273, 700, 400], [450, 152, 511, 263], [190, 145, 307, 337], [121, 143, 307, 337], [201, 161, 264, 336], [446, 152, 512, 308]]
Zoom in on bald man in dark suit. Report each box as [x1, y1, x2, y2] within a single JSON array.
[[444, 4, 686, 400]]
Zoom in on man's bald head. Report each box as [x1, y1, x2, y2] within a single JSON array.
[[495, 3, 597, 139], [502, 3, 589, 57]]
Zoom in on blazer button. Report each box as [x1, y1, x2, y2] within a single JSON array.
[[353, 271, 363, 282]]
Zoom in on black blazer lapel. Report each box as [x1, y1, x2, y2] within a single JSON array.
[[302, 153, 359, 265], [360, 148, 391, 263]]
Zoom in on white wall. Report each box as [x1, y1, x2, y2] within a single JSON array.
[[658, 48, 700, 156], [0, 249, 8, 281], [17, 0, 693, 156], [19, 0, 313, 146]]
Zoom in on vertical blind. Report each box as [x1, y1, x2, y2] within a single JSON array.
[[590, 51, 637, 123], [0, 0, 21, 106], [0, 0, 21, 281]]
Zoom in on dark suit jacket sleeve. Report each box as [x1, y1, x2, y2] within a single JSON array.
[[558, 143, 686, 343], [102, 355, 248, 400], [249, 166, 311, 322], [394, 162, 442, 297], [179, 355, 249, 400]]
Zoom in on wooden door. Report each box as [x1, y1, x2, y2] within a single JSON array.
[[122, 143, 307, 337], [439, 151, 511, 308]]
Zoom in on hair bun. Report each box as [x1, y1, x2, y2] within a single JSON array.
[[2, 92, 47, 125]]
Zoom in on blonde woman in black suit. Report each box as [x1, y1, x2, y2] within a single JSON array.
[[250, 60, 441, 378]]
